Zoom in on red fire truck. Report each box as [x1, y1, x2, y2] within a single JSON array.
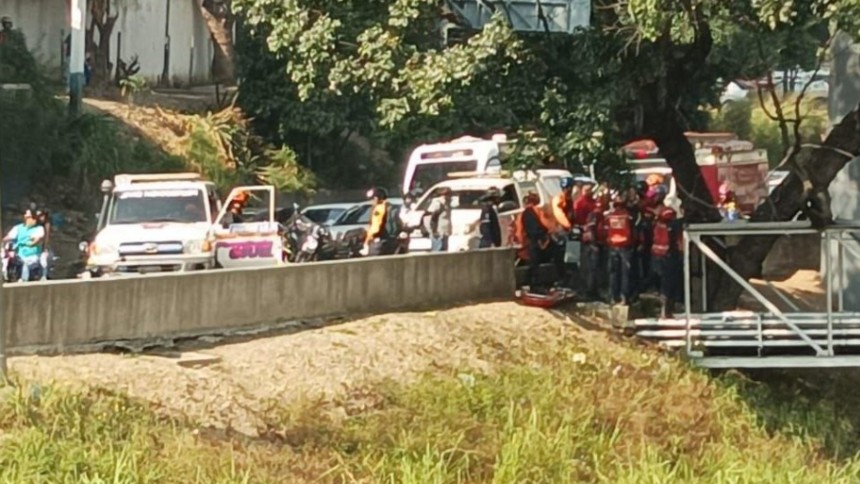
[[623, 132, 770, 214]]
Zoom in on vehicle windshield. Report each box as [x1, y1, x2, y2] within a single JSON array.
[[417, 188, 489, 211], [304, 207, 346, 224], [410, 161, 478, 192], [332, 201, 403, 226], [333, 204, 371, 226], [109, 188, 208, 224]]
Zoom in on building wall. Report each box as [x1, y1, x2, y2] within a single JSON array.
[[0, 0, 215, 85], [827, 32, 860, 311]]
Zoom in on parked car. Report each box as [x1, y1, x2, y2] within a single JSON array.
[[301, 203, 355, 225], [404, 175, 552, 253]]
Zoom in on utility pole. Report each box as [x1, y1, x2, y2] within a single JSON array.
[[68, 0, 87, 116]]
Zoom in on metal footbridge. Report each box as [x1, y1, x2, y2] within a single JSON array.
[[635, 220, 860, 368]]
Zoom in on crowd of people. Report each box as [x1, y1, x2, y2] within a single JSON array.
[[354, 178, 686, 316], [511, 177, 685, 317]]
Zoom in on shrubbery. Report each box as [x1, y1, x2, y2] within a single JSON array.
[[710, 97, 829, 166]]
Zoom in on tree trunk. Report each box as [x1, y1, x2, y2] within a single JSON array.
[[85, 0, 118, 87], [710, 104, 860, 310], [198, 0, 236, 84], [644, 108, 722, 223]]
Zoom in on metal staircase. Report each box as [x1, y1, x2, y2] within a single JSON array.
[[634, 221, 860, 368]]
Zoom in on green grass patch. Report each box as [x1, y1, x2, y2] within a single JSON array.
[[3, 335, 860, 483]]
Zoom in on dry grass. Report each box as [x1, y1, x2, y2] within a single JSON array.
[[4, 303, 860, 482]]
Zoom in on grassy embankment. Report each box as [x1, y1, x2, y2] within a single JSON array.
[[2, 327, 860, 483]]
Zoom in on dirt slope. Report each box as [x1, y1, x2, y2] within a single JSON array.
[[10, 302, 581, 436]]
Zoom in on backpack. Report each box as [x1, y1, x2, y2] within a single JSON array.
[[384, 204, 401, 238]]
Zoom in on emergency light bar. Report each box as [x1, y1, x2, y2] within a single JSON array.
[[114, 173, 202, 185], [446, 170, 511, 179]]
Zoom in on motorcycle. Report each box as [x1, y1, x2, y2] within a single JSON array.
[[276, 206, 336, 263], [2, 241, 46, 282], [2, 241, 22, 282]]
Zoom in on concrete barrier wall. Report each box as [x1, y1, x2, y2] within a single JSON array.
[[4, 249, 516, 352]]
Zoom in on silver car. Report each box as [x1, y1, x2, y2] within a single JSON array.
[[301, 203, 355, 226]]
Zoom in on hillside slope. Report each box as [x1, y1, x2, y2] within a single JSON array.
[[5, 302, 860, 482]]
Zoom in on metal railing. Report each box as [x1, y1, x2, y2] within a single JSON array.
[[637, 219, 860, 368]]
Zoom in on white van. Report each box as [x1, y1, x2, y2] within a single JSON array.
[[405, 174, 554, 253], [402, 135, 507, 194]]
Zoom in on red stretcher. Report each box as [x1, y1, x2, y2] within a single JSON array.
[[516, 287, 576, 308]]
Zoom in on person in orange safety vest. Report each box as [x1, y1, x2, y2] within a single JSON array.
[[582, 199, 607, 300], [604, 195, 634, 304], [552, 177, 576, 230], [651, 204, 683, 318], [514, 192, 563, 287], [364, 187, 397, 256]]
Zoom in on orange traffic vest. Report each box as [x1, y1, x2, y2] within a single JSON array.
[[513, 206, 551, 260], [552, 193, 574, 229]]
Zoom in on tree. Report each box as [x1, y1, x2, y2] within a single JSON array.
[[197, 0, 236, 84], [85, 0, 119, 86], [235, 0, 860, 308]]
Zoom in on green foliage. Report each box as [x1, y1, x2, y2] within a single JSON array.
[[257, 146, 317, 195], [0, 384, 260, 482], [0, 28, 43, 89], [5, 331, 860, 482], [233, 0, 860, 199], [709, 96, 829, 165], [119, 75, 148, 105], [178, 108, 317, 194], [0, 90, 184, 202], [710, 100, 753, 141]]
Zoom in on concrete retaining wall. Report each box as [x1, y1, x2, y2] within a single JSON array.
[[4, 249, 516, 353]]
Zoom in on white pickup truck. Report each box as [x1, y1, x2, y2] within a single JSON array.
[[82, 173, 283, 276]]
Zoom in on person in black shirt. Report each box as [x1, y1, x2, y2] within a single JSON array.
[[477, 188, 502, 248], [519, 193, 551, 287]]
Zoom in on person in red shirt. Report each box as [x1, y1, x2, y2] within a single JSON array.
[[582, 199, 606, 300], [651, 205, 683, 318], [604, 195, 635, 304], [573, 184, 596, 227]]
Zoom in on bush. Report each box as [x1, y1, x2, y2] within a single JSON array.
[[709, 95, 829, 167], [0, 91, 184, 200]]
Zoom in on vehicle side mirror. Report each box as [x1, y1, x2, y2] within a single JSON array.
[[498, 201, 517, 213]]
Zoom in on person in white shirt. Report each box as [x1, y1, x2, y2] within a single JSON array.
[[425, 188, 452, 252]]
